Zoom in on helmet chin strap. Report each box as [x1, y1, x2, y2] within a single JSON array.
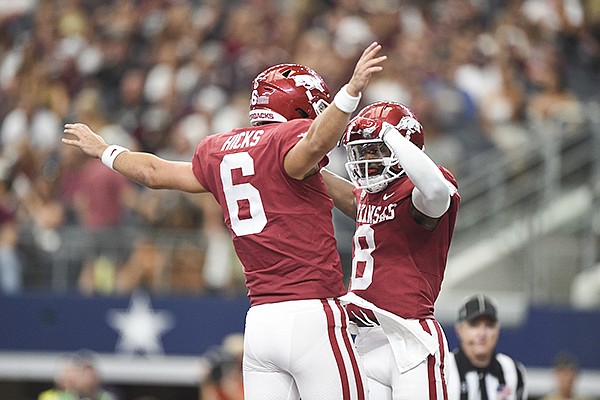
[[346, 157, 405, 193], [363, 181, 388, 193], [353, 161, 389, 193]]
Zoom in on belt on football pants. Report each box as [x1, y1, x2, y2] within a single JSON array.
[[350, 317, 380, 327]]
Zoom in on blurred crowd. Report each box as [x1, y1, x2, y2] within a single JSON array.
[[0, 0, 599, 296], [36, 334, 245, 400]]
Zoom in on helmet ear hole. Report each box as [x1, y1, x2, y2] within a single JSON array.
[[296, 108, 309, 118]]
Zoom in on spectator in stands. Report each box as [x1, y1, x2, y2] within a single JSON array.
[[72, 150, 137, 296], [541, 352, 596, 400], [38, 354, 79, 400], [72, 351, 119, 400], [200, 333, 244, 400], [67, 88, 139, 296], [38, 350, 119, 400], [525, 46, 585, 133], [114, 184, 214, 296]]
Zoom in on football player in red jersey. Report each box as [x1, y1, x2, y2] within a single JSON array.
[[62, 42, 386, 400], [322, 101, 460, 400]]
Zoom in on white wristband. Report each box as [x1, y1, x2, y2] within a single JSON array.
[[101, 145, 130, 171], [333, 84, 362, 114]]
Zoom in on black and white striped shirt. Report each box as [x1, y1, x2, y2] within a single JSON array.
[[447, 347, 528, 400]]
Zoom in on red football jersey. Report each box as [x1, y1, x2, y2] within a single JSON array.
[[346, 167, 460, 320], [191, 119, 346, 306]]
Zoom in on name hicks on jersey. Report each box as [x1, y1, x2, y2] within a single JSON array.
[[221, 129, 264, 151], [356, 203, 397, 224]]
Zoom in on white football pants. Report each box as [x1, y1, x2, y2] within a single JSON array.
[[243, 298, 367, 400], [354, 321, 449, 400]]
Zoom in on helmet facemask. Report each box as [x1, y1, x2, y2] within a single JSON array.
[[341, 101, 425, 193], [345, 139, 404, 193]]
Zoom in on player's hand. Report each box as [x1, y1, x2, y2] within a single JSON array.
[[346, 42, 386, 97], [62, 123, 109, 159]]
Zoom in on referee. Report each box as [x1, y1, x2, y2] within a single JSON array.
[[447, 294, 528, 400]]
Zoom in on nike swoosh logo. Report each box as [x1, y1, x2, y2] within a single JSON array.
[[383, 192, 394, 200]]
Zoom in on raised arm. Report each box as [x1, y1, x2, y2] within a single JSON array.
[[321, 169, 356, 220], [380, 123, 452, 218], [284, 42, 386, 179], [62, 123, 207, 193]]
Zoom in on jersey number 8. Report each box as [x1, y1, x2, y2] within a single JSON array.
[[350, 224, 375, 290]]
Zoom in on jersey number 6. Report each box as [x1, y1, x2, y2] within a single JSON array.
[[220, 152, 268, 237]]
